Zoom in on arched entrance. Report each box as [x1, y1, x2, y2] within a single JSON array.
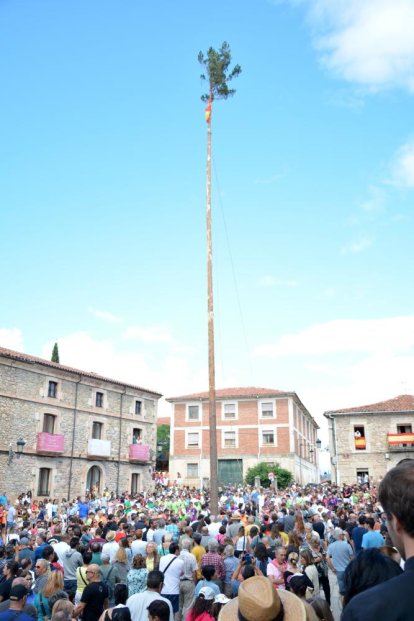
[[86, 465, 102, 495]]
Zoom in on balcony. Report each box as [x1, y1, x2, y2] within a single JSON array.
[[87, 439, 111, 458], [388, 432, 414, 451], [129, 443, 150, 462], [37, 432, 64, 454]]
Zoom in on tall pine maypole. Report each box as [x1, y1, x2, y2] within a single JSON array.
[[198, 42, 241, 514]]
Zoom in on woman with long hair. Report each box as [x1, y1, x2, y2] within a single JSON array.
[[127, 554, 148, 596], [98, 584, 130, 621], [300, 548, 320, 597], [185, 587, 215, 621], [294, 511, 306, 540], [119, 535, 133, 568], [145, 542, 159, 572], [286, 530, 301, 556], [35, 569, 64, 621], [113, 547, 129, 584], [233, 526, 250, 558]]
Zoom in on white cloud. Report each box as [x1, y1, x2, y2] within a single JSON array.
[[359, 185, 386, 212], [0, 328, 24, 351], [40, 332, 205, 418], [390, 139, 414, 187], [88, 307, 123, 323], [123, 325, 173, 344], [290, 0, 414, 93], [341, 236, 373, 255], [255, 315, 414, 357], [258, 275, 298, 288]]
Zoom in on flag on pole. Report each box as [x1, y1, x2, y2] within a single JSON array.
[[205, 99, 212, 123]]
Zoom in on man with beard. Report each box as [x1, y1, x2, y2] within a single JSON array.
[[342, 459, 414, 621]]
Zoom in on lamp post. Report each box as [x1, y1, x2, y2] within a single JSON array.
[[8, 437, 26, 465]]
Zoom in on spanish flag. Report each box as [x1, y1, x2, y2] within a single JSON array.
[[205, 99, 212, 123]]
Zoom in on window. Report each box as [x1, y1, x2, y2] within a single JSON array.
[[262, 430, 275, 446], [397, 424, 412, 447], [92, 422, 103, 440], [43, 414, 56, 434], [187, 463, 199, 478], [223, 403, 236, 420], [188, 405, 200, 421], [354, 426, 366, 450], [223, 430, 236, 448], [187, 432, 200, 448], [38, 468, 51, 496], [48, 381, 58, 398], [135, 400, 142, 415], [132, 428, 142, 443], [356, 469, 369, 485], [131, 473, 140, 494], [260, 401, 274, 418], [96, 392, 104, 408]]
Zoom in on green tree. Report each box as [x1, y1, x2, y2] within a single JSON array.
[[245, 462, 294, 489], [198, 42, 241, 515], [51, 342, 60, 363], [198, 41, 241, 103], [157, 424, 170, 450]]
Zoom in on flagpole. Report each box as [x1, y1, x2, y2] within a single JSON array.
[[205, 97, 219, 516]]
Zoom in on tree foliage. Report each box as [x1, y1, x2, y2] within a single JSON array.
[[51, 342, 60, 363], [198, 41, 241, 102], [157, 424, 170, 450], [245, 462, 294, 489]]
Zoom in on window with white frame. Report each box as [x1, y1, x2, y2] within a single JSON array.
[[223, 430, 237, 448], [187, 405, 200, 421], [261, 429, 276, 446], [187, 463, 199, 478], [259, 401, 275, 418], [186, 431, 200, 448], [223, 402, 237, 420]]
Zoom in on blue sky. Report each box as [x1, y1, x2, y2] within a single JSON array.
[[2, 0, 414, 446]]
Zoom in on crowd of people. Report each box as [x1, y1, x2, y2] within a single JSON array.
[[0, 458, 412, 621]]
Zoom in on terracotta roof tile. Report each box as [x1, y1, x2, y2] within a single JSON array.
[[0, 345, 162, 397], [166, 386, 285, 401], [325, 394, 414, 415]]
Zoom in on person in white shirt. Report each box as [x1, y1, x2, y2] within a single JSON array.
[[159, 543, 184, 615], [102, 531, 119, 563], [127, 570, 173, 621]]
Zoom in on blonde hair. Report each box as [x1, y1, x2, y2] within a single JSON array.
[[42, 571, 64, 598], [288, 552, 299, 567], [115, 547, 128, 564]]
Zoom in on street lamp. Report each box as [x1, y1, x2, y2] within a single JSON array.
[[8, 437, 26, 465], [316, 438, 322, 450]]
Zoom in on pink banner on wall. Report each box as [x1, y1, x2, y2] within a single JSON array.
[[129, 443, 150, 461], [37, 432, 64, 453]]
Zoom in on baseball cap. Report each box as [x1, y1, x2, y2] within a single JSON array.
[[198, 587, 216, 601], [9, 585, 29, 601]]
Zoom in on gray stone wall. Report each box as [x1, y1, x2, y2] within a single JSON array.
[[331, 412, 414, 484], [0, 357, 159, 500]]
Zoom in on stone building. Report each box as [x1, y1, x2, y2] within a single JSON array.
[[324, 394, 414, 485], [167, 387, 320, 487], [0, 346, 162, 500]]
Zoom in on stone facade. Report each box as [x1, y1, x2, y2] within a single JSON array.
[[0, 347, 162, 500], [325, 394, 414, 485], [167, 387, 320, 486]]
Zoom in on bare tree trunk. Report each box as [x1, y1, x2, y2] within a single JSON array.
[[206, 119, 218, 515]]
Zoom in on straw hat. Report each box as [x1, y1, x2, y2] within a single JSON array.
[[218, 576, 306, 621]]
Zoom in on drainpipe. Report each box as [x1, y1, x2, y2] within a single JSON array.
[[116, 388, 126, 496], [68, 375, 82, 500]]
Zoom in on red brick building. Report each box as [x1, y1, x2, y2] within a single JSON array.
[[166, 387, 319, 487]]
